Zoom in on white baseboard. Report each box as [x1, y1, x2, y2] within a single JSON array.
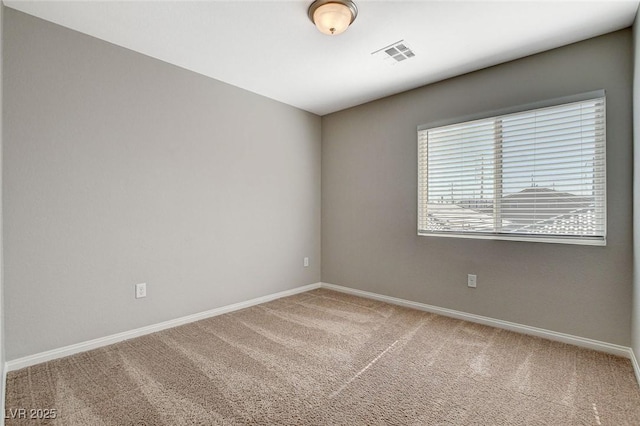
[[5, 280, 637, 387], [1, 362, 6, 426], [320, 282, 633, 359], [630, 349, 640, 387], [5, 282, 321, 372]]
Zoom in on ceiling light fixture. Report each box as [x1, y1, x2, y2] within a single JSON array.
[[308, 0, 358, 36]]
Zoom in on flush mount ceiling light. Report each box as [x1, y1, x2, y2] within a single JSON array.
[[308, 0, 358, 36]]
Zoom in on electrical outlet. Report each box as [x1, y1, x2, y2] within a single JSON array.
[[135, 283, 147, 299], [304, 257, 309, 267], [467, 274, 477, 288]]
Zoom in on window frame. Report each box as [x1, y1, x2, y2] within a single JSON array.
[[417, 90, 606, 246]]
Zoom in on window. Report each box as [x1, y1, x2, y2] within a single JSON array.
[[418, 91, 606, 245]]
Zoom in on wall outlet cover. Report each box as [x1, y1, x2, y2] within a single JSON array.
[[467, 274, 477, 288], [135, 283, 147, 299]]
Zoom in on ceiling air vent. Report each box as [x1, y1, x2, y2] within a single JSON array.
[[372, 40, 415, 64]]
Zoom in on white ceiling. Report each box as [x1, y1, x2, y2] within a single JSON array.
[[4, 0, 639, 116]]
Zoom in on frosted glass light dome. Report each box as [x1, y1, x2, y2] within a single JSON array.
[[308, 1, 357, 36]]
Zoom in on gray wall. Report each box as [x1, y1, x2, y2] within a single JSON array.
[[3, 9, 321, 360], [0, 2, 5, 411], [322, 30, 633, 345], [633, 9, 640, 362]]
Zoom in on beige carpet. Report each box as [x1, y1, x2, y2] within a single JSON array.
[[5, 288, 640, 425]]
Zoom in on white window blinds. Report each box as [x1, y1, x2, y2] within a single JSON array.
[[418, 92, 606, 245]]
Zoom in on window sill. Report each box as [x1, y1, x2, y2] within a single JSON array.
[[417, 231, 606, 246]]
